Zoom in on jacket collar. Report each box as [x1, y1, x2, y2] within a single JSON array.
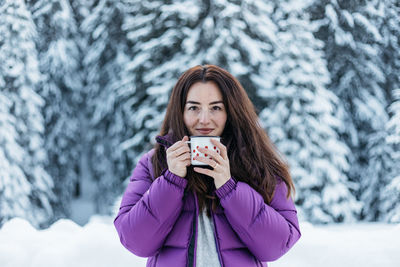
[[155, 133, 175, 148]]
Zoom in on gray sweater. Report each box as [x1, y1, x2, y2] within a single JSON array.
[[196, 210, 221, 267]]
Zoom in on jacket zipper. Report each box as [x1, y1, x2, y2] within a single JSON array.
[[187, 192, 199, 267]]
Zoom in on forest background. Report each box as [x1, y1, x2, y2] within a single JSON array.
[[0, 0, 399, 229]]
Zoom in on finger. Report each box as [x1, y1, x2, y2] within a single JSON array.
[[197, 147, 223, 164], [167, 147, 189, 160], [167, 143, 181, 153], [193, 167, 214, 178], [173, 145, 191, 157], [211, 139, 228, 160], [176, 151, 191, 161], [177, 158, 191, 167], [195, 156, 217, 168], [167, 136, 189, 152]]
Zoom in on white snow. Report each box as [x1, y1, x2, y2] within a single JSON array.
[[0, 217, 398, 267]]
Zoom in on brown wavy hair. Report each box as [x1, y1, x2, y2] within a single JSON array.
[[152, 64, 294, 215]]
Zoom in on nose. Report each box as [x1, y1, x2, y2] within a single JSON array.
[[199, 109, 211, 124]]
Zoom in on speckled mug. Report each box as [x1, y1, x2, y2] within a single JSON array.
[[186, 136, 221, 166]]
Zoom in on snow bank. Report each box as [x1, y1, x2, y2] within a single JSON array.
[[270, 222, 400, 267], [0, 217, 399, 267], [0, 216, 146, 267]]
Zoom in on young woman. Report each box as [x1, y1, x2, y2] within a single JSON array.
[[114, 65, 301, 267]]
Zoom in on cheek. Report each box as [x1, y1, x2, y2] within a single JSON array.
[[183, 112, 195, 128], [218, 112, 227, 128], [215, 113, 227, 135]]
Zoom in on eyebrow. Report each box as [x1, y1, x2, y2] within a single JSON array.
[[186, 100, 224, 105]]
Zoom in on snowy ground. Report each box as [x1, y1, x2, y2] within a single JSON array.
[[0, 216, 399, 267]]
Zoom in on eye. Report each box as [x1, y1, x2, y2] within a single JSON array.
[[212, 106, 222, 111], [188, 106, 198, 111]]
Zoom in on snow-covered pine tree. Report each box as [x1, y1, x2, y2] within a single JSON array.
[[26, 0, 83, 220], [381, 0, 400, 100], [378, 0, 400, 223], [119, 0, 278, 164], [372, 0, 400, 223], [0, 0, 55, 228], [363, 114, 394, 220], [257, 0, 360, 223], [380, 89, 400, 223], [362, 0, 400, 221], [308, 0, 387, 220], [74, 0, 132, 214]]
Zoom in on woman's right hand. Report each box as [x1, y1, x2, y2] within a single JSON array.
[[166, 136, 191, 177]]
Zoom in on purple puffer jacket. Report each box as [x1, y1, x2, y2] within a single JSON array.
[[114, 135, 301, 267]]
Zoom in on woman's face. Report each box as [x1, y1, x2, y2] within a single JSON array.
[[183, 81, 227, 136]]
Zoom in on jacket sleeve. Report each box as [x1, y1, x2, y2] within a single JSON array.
[[114, 150, 188, 257], [215, 177, 301, 262]]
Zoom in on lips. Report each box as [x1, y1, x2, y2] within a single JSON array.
[[196, 128, 214, 135]]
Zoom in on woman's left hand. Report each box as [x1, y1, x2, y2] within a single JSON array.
[[193, 139, 231, 189]]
